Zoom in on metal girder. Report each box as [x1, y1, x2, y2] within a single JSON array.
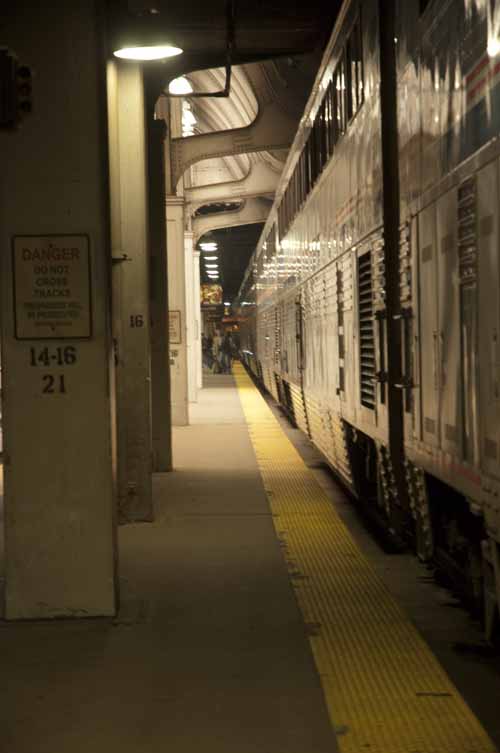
[[170, 100, 295, 187], [193, 197, 271, 244], [186, 160, 280, 212]]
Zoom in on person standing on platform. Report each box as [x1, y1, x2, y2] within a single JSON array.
[[212, 330, 223, 373], [221, 331, 233, 374]]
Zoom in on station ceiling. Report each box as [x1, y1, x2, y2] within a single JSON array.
[[111, 0, 342, 300]]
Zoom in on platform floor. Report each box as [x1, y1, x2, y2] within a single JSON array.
[[0, 371, 499, 752]]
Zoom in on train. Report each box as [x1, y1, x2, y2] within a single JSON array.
[[235, 0, 500, 641]]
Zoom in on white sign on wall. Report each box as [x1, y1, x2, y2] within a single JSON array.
[[169, 310, 181, 344], [13, 234, 92, 339]]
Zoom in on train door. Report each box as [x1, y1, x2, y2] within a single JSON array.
[[372, 234, 388, 436], [437, 187, 463, 457], [457, 177, 479, 467], [399, 220, 419, 445], [418, 203, 439, 448], [283, 295, 296, 382], [478, 161, 500, 478], [278, 300, 287, 375], [326, 262, 340, 412], [336, 260, 346, 405], [295, 290, 305, 380], [274, 304, 282, 376], [410, 216, 422, 441], [340, 250, 356, 425]]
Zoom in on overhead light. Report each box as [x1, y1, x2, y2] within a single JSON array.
[[169, 76, 193, 95], [204, 255, 218, 260], [114, 45, 183, 61], [488, 37, 500, 58], [111, 9, 183, 61], [200, 242, 218, 251], [224, 302, 231, 306], [205, 263, 218, 268], [182, 109, 196, 127]]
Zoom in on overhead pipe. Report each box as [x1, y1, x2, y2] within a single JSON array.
[[168, 0, 235, 99]]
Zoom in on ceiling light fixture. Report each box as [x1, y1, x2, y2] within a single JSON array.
[[169, 76, 193, 95], [114, 44, 182, 61], [200, 242, 218, 251], [112, 9, 183, 61], [204, 255, 218, 260]]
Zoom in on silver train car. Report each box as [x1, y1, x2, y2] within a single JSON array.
[[236, 0, 500, 639]]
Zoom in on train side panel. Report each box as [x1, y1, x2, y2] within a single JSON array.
[[397, 0, 500, 632]]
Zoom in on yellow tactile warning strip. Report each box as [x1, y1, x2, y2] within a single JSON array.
[[233, 363, 498, 753]]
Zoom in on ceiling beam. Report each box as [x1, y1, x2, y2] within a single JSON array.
[[170, 98, 295, 186], [186, 160, 280, 211], [193, 197, 271, 244]]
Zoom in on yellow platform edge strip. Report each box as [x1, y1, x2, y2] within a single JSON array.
[[233, 364, 497, 753]]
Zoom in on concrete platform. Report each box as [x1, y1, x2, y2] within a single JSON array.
[[1, 372, 499, 752], [0, 375, 337, 753]]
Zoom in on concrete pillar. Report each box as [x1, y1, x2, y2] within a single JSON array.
[[166, 197, 189, 426], [146, 82, 172, 473], [185, 232, 197, 406], [0, 1, 116, 618], [193, 250, 203, 390], [107, 62, 153, 522]]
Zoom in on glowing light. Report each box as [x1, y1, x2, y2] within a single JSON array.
[[488, 38, 500, 58], [204, 255, 218, 260], [113, 45, 183, 61], [182, 109, 196, 126], [224, 301, 231, 306], [169, 76, 193, 95], [200, 242, 218, 251]]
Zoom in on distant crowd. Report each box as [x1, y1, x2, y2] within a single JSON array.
[[202, 330, 239, 374]]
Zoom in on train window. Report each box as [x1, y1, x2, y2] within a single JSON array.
[[305, 136, 313, 194], [334, 60, 346, 137], [345, 44, 354, 121], [278, 203, 284, 240], [351, 18, 364, 111], [311, 124, 319, 185], [314, 112, 323, 177], [323, 87, 329, 158], [325, 80, 335, 158], [291, 171, 297, 222], [299, 151, 306, 206], [314, 109, 322, 175], [346, 18, 364, 120], [275, 15, 364, 243]]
